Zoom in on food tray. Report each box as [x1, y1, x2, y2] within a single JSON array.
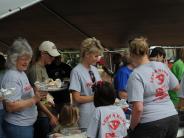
[[40, 85, 68, 92]]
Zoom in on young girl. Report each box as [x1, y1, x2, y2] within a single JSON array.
[[51, 104, 85, 138], [87, 81, 127, 138]]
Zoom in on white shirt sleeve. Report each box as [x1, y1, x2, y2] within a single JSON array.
[[127, 72, 144, 102], [69, 70, 81, 92]]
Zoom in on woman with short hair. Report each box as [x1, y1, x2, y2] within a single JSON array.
[[127, 37, 180, 138], [69, 37, 104, 131], [1, 38, 41, 138]]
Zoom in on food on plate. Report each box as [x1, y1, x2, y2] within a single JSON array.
[[46, 78, 62, 88], [55, 79, 62, 88], [35, 78, 63, 89], [44, 78, 54, 84]]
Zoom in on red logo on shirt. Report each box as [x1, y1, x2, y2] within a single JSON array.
[[86, 82, 93, 87], [109, 120, 120, 130], [154, 86, 168, 101], [102, 113, 126, 138], [150, 69, 169, 102], [24, 83, 33, 93], [155, 74, 164, 85], [105, 133, 116, 138]]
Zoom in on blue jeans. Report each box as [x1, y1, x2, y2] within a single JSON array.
[[0, 109, 5, 138], [3, 121, 34, 138]]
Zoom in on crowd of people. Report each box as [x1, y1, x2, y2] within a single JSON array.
[[0, 36, 183, 138]]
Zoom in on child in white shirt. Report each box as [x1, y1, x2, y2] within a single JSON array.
[[87, 81, 127, 138]]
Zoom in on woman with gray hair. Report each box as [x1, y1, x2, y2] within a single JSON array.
[[1, 38, 41, 138], [69, 37, 104, 131]]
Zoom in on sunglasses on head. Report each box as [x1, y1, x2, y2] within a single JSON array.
[[89, 70, 96, 83]]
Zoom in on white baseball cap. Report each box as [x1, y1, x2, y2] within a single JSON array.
[[39, 41, 60, 57]]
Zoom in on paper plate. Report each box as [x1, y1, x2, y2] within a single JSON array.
[[40, 85, 68, 92]]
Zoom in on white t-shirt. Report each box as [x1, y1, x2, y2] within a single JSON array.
[[1, 69, 37, 126], [127, 61, 179, 123], [87, 105, 127, 138], [69, 64, 101, 129]]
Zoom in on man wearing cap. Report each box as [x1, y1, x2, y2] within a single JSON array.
[[39, 41, 61, 57], [27, 41, 60, 138]]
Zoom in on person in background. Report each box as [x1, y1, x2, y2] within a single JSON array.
[[87, 81, 127, 138], [178, 73, 184, 108], [96, 55, 114, 84], [114, 51, 135, 99], [0, 54, 6, 138], [169, 48, 184, 107], [45, 56, 72, 116], [149, 47, 166, 63], [27, 40, 59, 138], [1, 38, 41, 138], [69, 37, 104, 131], [127, 37, 179, 138], [0, 54, 6, 71], [112, 53, 123, 74], [101, 66, 114, 84], [167, 58, 174, 69], [50, 104, 81, 138]]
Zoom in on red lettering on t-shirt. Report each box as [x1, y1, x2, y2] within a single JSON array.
[[24, 83, 33, 93], [155, 73, 164, 85], [102, 114, 111, 126], [109, 120, 120, 130], [105, 133, 116, 138], [102, 112, 126, 138], [154, 85, 169, 101], [150, 69, 168, 84], [86, 82, 93, 87], [149, 69, 170, 102]]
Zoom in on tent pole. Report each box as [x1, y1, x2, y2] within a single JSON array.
[[39, 3, 90, 38], [0, 0, 42, 20]]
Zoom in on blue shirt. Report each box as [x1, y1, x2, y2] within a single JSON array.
[[114, 66, 133, 93]]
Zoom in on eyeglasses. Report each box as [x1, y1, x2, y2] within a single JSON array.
[[89, 70, 96, 83]]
